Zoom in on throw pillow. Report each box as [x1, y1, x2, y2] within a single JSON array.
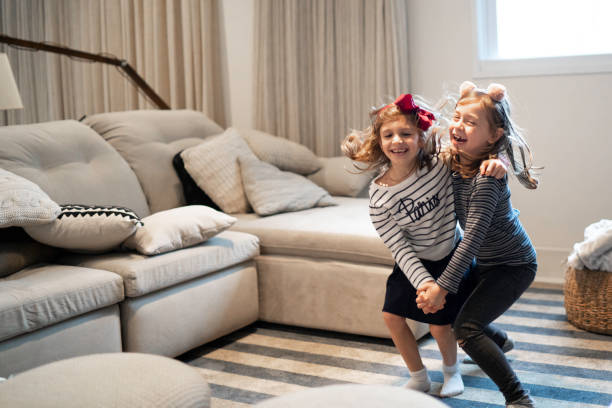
[[308, 156, 376, 197], [172, 151, 221, 211], [24, 204, 143, 253], [122, 205, 237, 255], [239, 156, 336, 216], [181, 128, 258, 214], [237, 128, 322, 175], [0, 168, 61, 227]]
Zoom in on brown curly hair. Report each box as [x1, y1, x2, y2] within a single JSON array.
[[341, 103, 438, 174]]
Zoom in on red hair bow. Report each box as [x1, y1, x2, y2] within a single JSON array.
[[391, 94, 435, 131]]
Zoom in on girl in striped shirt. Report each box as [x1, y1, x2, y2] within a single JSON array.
[[342, 94, 506, 397], [417, 82, 539, 408]]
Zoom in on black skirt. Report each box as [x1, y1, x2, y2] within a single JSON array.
[[382, 247, 476, 325]]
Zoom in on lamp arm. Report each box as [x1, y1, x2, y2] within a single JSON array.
[[0, 34, 170, 110]]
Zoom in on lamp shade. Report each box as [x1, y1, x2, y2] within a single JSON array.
[[0, 53, 24, 110]]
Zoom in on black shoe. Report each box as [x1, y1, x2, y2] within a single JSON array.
[[506, 393, 535, 407]]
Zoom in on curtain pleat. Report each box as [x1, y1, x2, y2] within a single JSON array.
[[254, 0, 410, 157], [0, 0, 229, 126]]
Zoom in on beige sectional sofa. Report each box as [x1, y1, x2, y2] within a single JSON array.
[[0, 110, 427, 377]]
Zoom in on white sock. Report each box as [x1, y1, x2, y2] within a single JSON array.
[[440, 362, 464, 397], [405, 367, 431, 392]]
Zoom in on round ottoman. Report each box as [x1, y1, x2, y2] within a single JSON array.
[[253, 384, 449, 407], [0, 353, 210, 408]]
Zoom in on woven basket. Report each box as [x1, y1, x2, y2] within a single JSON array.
[[564, 266, 611, 335]]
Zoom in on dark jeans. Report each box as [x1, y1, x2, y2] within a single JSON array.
[[453, 262, 537, 403]]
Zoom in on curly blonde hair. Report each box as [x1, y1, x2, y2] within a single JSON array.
[[341, 103, 438, 174]]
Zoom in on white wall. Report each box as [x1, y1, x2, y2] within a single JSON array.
[[222, 0, 612, 284], [407, 0, 612, 283]]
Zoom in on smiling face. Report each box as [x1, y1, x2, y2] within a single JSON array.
[[449, 101, 502, 159], [379, 115, 422, 169]]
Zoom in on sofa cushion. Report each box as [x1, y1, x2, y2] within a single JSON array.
[[0, 227, 59, 278], [181, 128, 258, 214], [0, 168, 61, 227], [24, 204, 143, 253], [231, 196, 393, 265], [0, 240, 59, 278], [0, 264, 124, 342], [237, 127, 322, 175], [239, 156, 336, 216], [84, 110, 224, 214], [308, 156, 375, 198], [0, 120, 150, 218], [122, 206, 236, 255], [59, 230, 260, 297]]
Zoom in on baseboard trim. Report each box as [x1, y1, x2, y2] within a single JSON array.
[[533, 247, 569, 285]]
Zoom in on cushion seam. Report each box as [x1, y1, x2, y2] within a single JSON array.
[[260, 243, 389, 259]]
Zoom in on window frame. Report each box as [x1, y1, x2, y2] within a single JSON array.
[[472, 0, 612, 78]]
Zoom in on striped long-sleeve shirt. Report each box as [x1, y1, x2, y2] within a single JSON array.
[[369, 158, 461, 289], [436, 173, 537, 294]]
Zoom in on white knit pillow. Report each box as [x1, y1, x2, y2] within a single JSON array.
[[123, 205, 237, 255], [181, 128, 258, 214], [239, 156, 336, 216], [0, 168, 61, 227], [237, 128, 322, 175]]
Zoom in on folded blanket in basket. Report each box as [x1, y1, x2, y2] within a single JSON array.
[[567, 219, 612, 272]]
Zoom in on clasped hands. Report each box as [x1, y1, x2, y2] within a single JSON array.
[[416, 281, 448, 314]]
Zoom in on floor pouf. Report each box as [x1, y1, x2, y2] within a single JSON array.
[[253, 384, 449, 407], [564, 266, 611, 335], [0, 353, 211, 408]]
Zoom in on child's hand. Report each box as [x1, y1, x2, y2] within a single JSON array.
[[480, 158, 507, 179], [416, 281, 435, 297], [416, 281, 434, 308], [416, 283, 447, 314]]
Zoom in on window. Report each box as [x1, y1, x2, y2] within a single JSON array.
[[473, 0, 612, 78]]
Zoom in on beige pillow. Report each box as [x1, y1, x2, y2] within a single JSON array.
[[0, 168, 61, 227], [237, 128, 322, 175], [122, 205, 237, 255], [239, 156, 336, 216], [181, 128, 257, 214], [308, 156, 375, 198], [24, 205, 142, 253]]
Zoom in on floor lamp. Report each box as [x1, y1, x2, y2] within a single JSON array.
[[0, 34, 169, 110], [0, 52, 24, 113]]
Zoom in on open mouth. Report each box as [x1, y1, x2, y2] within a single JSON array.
[[390, 148, 408, 153], [452, 134, 466, 143]]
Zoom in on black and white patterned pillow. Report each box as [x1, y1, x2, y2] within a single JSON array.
[[58, 204, 143, 223], [24, 204, 143, 253]]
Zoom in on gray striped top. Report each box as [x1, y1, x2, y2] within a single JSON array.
[[437, 173, 537, 294], [369, 158, 461, 289]]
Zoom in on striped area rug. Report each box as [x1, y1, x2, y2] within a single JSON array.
[[179, 286, 612, 407]]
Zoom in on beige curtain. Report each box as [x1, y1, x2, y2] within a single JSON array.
[[0, 0, 229, 127], [254, 0, 410, 157]]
